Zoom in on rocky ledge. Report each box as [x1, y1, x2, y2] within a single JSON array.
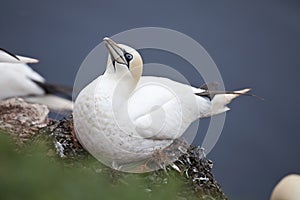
[[0, 98, 227, 200]]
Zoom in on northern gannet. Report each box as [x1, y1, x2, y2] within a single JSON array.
[[0, 48, 73, 111], [73, 38, 250, 172]]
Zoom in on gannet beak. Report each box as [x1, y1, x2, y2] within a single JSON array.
[[103, 37, 128, 66]]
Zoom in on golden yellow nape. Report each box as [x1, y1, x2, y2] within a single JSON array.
[[118, 44, 143, 81]]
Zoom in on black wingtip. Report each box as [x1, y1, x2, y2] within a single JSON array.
[[196, 90, 264, 101], [0, 47, 20, 61], [31, 79, 73, 99]]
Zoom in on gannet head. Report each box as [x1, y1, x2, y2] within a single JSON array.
[[103, 37, 143, 80]]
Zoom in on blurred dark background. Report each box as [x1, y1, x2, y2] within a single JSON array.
[[1, 0, 299, 199]]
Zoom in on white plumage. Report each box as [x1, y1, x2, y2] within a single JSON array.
[[0, 62, 44, 99], [0, 48, 73, 111], [271, 174, 300, 200], [73, 38, 250, 172], [0, 48, 39, 63]]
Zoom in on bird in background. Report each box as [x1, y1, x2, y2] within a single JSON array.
[[73, 37, 251, 172], [270, 174, 300, 200], [0, 48, 73, 112]]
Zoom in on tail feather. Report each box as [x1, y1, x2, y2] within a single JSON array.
[[210, 88, 251, 116], [17, 55, 39, 63]]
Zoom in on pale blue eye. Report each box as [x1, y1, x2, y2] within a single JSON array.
[[124, 53, 133, 61]]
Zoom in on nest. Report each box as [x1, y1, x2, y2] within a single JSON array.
[[48, 116, 227, 200], [0, 98, 49, 144], [0, 98, 227, 200]]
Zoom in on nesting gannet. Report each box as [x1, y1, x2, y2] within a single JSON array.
[[73, 38, 250, 172], [0, 48, 73, 111]]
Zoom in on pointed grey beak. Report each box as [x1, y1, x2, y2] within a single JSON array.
[[103, 37, 128, 66]]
